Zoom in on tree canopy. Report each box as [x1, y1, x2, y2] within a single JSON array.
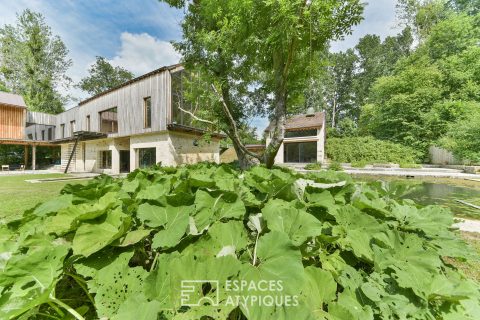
[[0, 9, 72, 114], [78, 56, 134, 96], [160, 0, 364, 168]]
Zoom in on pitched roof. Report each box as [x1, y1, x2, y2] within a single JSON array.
[[78, 63, 183, 106], [0, 92, 27, 108], [265, 111, 325, 132]]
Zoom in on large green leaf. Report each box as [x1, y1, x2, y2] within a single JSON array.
[[0, 243, 69, 319], [151, 205, 191, 249], [72, 207, 131, 257], [262, 199, 324, 246]]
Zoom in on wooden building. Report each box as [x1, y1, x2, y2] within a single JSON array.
[[3, 64, 224, 174], [0, 92, 27, 140]]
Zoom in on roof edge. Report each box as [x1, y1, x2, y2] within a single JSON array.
[[78, 63, 183, 106]]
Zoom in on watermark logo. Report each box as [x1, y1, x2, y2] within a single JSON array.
[[179, 280, 299, 308], [180, 280, 220, 307]]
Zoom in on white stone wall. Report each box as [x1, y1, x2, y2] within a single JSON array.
[[60, 132, 221, 174]]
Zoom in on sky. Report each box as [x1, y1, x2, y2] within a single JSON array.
[[0, 0, 402, 133]]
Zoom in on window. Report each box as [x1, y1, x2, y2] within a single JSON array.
[[70, 120, 76, 136], [86, 115, 91, 131], [284, 142, 317, 163], [99, 150, 112, 169], [144, 97, 152, 128], [138, 148, 156, 169], [27, 134, 33, 140], [41, 130, 45, 141], [285, 129, 317, 138], [171, 70, 197, 127], [99, 107, 118, 133], [60, 124, 65, 139], [48, 127, 53, 140]]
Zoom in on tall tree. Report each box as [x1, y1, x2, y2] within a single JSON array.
[[318, 50, 357, 127], [360, 13, 480, 157], [78, 57, 134, 96], [448, 0, 480, 15], [0, 9, 72, 114], [354, 28, 413, 107], [160, 0, 364, 168], [396, 0, 448, 42]]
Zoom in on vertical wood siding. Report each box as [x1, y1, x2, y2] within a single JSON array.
[[54, 70, 172, 139], [0, 105, 25, 139]]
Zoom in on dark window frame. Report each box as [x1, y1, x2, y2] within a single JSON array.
[[285, 129, 318, 138], [99, 150, 112, 169], [138, 148, 156, 169], [144, 97, 152, 128], [99, 107, 118, 134]]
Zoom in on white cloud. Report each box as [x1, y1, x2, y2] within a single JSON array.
[[109, 32, 181, 76], [331, 0, 402, 52]]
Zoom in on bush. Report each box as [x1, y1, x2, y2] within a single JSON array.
[[327, 136, 421, 164], [328, 161, 343, 171], [351, 160, 369, 168], [304, 162, 322, 170], [1, 163, 478, 319], [441, 107, 480, 165]]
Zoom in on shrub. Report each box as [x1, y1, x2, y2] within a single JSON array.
[[328, 161, 343, 171], [304, 162, 322, 170], [0, 163, 478, 319], [327, 136, 421, 164], [351, 160, 369, 168]]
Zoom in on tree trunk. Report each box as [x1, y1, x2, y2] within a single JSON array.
[[331, 95, 337, 128], [231, 139, 256, 170]]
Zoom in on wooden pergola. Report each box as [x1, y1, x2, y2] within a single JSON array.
[[0, 138, 57, 171]]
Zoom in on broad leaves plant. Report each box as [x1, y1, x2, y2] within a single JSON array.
[[0, 163, 479, 319]]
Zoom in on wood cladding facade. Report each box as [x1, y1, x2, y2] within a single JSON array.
[[0, 104, 26, 140], [54, 66, 180, 140]]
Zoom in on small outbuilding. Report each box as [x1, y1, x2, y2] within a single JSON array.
[[265, 110, 326, 164]]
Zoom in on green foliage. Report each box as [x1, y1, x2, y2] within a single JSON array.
[[327, 161, 343, 171], [160, 0, 364, 167], [1, 163, 479, 319], [441, 106, 480, 164], [327, 137, 421, 164], [304, 162, 322, 170], [78, 56, 134, 96], [0, 9, 72, 114], [360, 13, 480, 157]]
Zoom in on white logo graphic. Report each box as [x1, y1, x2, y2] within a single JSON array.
[[180, 280, 220, 307]]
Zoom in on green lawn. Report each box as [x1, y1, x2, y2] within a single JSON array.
[[0, 174, 88, 221]]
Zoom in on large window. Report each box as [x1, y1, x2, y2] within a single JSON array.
[[285, 129, 317, 138], [171, 71, 194, 127], [48, 127, 53, 140], [99, 150, 112, 169], [284, 142, 317, 163], [144, 97, 152, 128], [99, 107, 118, 133], [138, 148, 156, 169], [60, 124, 65, 139]]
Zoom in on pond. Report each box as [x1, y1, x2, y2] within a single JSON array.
[[355, 176, 480, 219]]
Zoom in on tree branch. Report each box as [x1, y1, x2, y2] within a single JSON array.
[[210, 84, 262, 161], [177, 105, 215, 125]]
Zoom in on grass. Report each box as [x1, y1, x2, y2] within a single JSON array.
[[0, 174, 88, 221]]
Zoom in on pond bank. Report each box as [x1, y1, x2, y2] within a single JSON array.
[[455, 219, 480, 233]]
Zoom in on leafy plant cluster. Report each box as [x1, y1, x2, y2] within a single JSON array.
[[327, 137, 421, 164], [1, 163, 479, 319]]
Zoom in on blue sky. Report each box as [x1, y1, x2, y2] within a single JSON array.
[[0, 0, 401, 133]]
